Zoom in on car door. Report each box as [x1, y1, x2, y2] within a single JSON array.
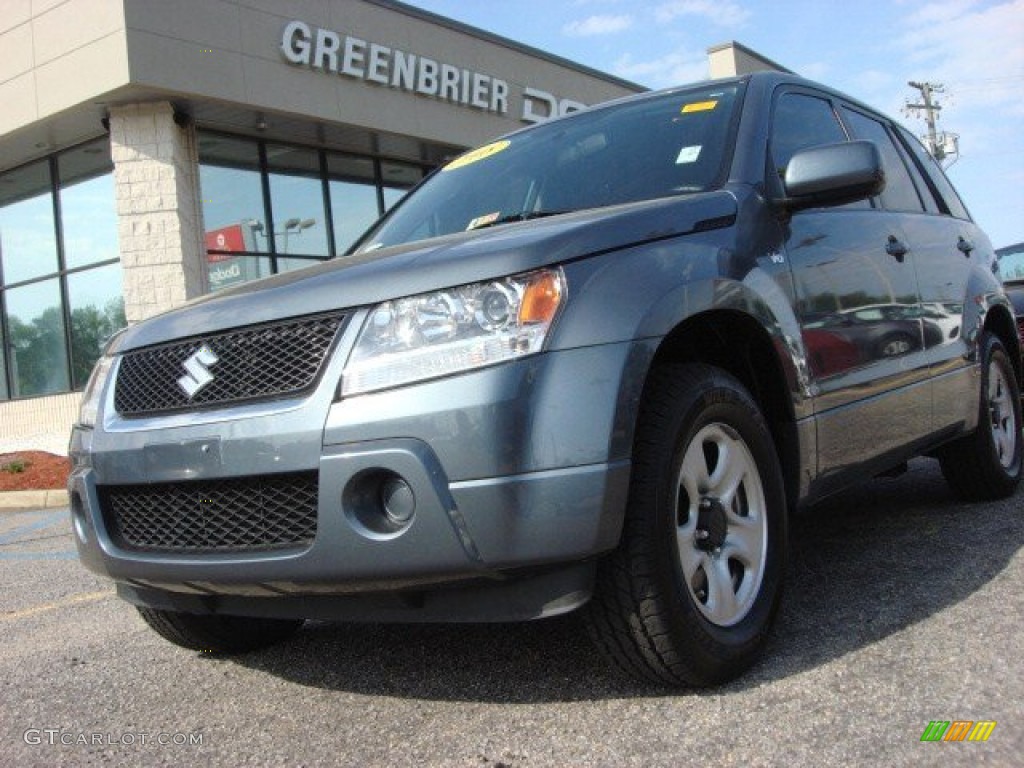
[[770, 88, 931, 478], [839, 108, 977, 439], [891, 123, 993, 434]]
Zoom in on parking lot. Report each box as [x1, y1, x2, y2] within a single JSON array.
[[1, 458, 1021, 767]]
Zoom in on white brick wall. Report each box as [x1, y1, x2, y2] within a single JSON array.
[[0, 393, 81, 456], [109, 101, 207, 324]]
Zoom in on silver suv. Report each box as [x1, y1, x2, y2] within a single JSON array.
[[70, 73, 1021, 687]]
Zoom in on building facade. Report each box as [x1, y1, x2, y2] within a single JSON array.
[[0, 0, 645, 453]]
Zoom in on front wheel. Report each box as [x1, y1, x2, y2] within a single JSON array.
[[585, 363, 787, 687], [137, 607, 303, 653], [938, 331, 1022, 500]]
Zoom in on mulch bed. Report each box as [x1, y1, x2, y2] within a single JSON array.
[[0, 452, 72, 492]]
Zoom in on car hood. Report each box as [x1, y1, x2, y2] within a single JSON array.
[[111, 191, 738, 352]]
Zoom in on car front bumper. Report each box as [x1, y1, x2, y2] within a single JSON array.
[[69, 338, 648, 621]]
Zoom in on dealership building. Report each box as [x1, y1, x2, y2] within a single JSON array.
[[0, 0, 777, 454]]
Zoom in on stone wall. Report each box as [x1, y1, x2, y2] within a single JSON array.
[[109, 101, 207, 324]]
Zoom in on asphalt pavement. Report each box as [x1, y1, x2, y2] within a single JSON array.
[[1, 458, 1021, 767]]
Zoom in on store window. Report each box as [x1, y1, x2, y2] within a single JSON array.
[[198, 132, 432, 288], [328, 154, 379, 253], [266, 144, 329, 273], [0, 138, 123, 400], [0, 161, 58, 285]]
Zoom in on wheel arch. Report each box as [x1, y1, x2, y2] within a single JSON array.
[[645, 309, 802, 513], [983, 302, 1022, 386]]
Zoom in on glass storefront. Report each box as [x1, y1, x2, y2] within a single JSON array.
[[0, 131, 431, 401], [198, 132, 429, 291], [0, 138, 124, 400]]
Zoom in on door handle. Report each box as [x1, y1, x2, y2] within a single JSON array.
[[886, 235, 908, 261], [957, 236, 974, 256]]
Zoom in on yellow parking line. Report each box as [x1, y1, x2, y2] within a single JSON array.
[[1, 591, 110, 621]]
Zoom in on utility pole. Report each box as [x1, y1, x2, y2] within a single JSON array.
[[904, 81, 959, 167]]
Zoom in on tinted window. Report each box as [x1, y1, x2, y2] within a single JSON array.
[[770, 92, 848, 175], [841, 109, 924, 213], [894, 125, 971, 220]]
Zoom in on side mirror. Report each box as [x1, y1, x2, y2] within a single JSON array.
[[777, 140, 885, 211]]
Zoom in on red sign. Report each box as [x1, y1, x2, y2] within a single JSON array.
[[205, 225, 247, 262]]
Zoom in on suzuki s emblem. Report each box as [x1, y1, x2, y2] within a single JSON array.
[[177, 345, 219, 398]]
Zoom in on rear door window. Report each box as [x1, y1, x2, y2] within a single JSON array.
[[840, 108, 925, 213]]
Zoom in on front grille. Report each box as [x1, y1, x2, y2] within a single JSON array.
[[99, 472, 318, 553], [114, 313, 346, 416]]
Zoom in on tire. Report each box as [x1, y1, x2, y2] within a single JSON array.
[[585, 363, 787, 687], [938, 331, 1022, 500], [136, 607, 303, 653], [876, 332, 916, 358]]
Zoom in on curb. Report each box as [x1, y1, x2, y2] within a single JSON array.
[[0, 489, 69, 511]]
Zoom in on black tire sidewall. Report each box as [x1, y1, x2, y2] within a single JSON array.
[[979, 335, 1022, 481], [638, 369, 787, 667]]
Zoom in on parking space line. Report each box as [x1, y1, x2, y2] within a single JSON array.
[[1, 591, 110, 622]]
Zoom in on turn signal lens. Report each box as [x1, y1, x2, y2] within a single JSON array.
[[519, 270, 563, 325]]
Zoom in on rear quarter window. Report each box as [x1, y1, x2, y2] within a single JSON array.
[[895, 125, 971, 220]]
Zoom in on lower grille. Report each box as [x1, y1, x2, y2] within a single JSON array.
[[99, 472, 318, 553]]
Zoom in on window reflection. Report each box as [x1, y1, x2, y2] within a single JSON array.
[[1, 139, 125, 400], [5, 279, 70, 396], [0, 160, 58, 285], [0, 327, 7, 400], [198, 132, 431, 285], [267, 144, 329, 260], [199, 136, 266, 249], [67, 263, 125, 389], [328, 153, 379, 253], [60, 142, 118, 271]]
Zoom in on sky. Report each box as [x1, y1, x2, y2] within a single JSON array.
[[403, 0, 1024, 249]]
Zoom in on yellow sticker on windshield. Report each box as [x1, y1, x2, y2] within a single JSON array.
[[443, 140, 511, 172], [682, 100, 718, 114]]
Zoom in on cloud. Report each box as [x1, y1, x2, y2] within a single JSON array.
[[611, 51, 709, 89], [655, 0, 751, 27], [563, 14, 633, 37], [896, 0, 1024, 116]]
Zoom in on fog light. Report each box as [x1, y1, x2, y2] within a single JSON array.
[[381, 477, 416, 525]]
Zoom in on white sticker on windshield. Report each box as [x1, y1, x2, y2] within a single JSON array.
[[676, 145, 702, 164]]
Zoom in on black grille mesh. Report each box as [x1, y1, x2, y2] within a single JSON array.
[[99, 472, 318, 553], [114, 313, 345, 416]]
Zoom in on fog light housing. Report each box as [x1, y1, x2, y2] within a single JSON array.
[[343, 470, 416, 538]]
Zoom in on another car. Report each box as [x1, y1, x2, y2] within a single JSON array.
[[996, 241, 1024, 357], [69, 73, 1021, 687]]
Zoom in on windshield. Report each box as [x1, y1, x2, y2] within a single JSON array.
[[356, 83, 742, 252]]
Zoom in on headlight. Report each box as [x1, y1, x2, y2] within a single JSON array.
[[78, 355, 116, 427], [341, 268, 565, 396]]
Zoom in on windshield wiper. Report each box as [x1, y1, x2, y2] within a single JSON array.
[[468, 210, 570, 231]]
